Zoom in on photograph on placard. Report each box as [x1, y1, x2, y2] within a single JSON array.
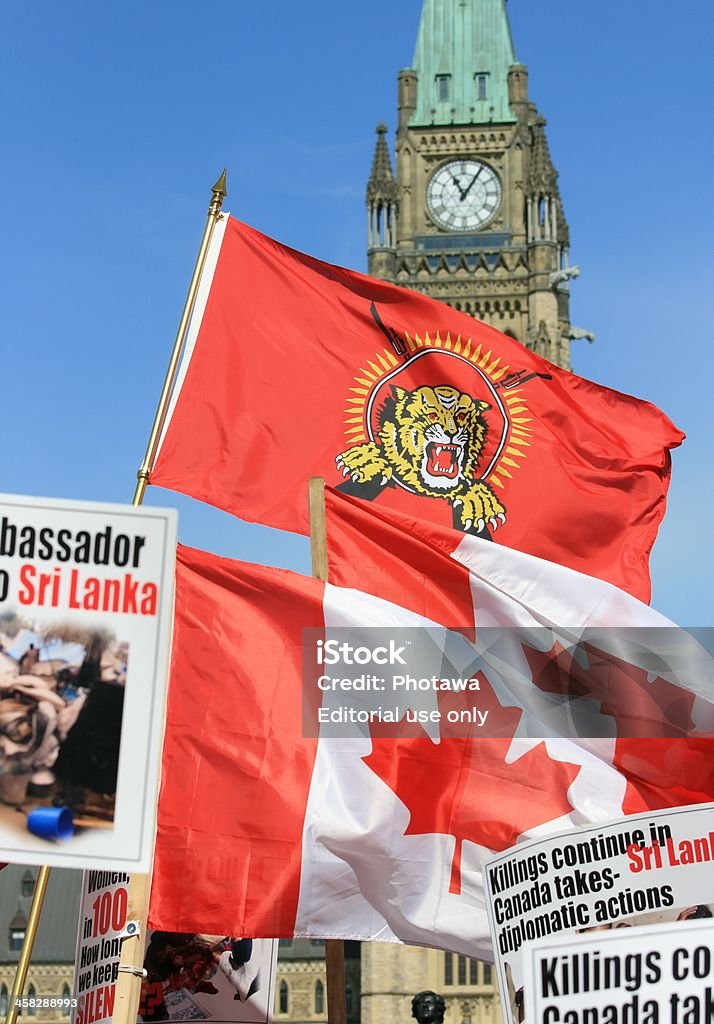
[[139, 933, 278, 1024], [0, 618, 128, 829]]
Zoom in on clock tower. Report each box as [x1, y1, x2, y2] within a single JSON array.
[[367, 0, 579, 369]]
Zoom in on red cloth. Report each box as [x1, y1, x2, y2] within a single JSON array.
[[150, 545, 322, 935], [151, 218, 683, 602]]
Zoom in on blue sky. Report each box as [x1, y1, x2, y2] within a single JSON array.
[[1, 1, 712, 623]]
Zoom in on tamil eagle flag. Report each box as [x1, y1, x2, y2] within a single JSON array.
[[149, 216, 683, 603], [150, 524, 713, 958]]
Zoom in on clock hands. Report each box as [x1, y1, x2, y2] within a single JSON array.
[[450, 173, 466, 201], [449, 167, 483, 204], [461, 166, 483, 200]]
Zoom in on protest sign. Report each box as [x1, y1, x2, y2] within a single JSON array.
[[72, 870, 132, 1024], [0, 493, 176, 869], [522, 916, 714, 1024], [138, 932, 278, 1024], [484, 803, 714, 1024]]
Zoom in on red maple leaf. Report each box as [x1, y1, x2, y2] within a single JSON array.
[[523, 640, 699, 738], [363, 681, 580, 895], [523, 641, 714, 820]]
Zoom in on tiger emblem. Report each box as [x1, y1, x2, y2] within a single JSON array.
[[336, 384, 506, 534]]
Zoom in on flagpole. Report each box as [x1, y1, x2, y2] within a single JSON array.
[[111, 872, 151, 1024], [308, 477, 348, 1024], [4, 866, 51, 1024], [110, 172, 229, 1024], [132, 168, 228, 506]]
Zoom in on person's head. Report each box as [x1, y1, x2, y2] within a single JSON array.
[[0, 700, 35, 746], [4, 716, 33, 743], [412, 992, 446, 1024]]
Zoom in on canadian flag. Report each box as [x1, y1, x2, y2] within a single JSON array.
[[150, 495, 714, 959]]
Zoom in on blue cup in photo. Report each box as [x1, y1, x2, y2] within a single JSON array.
[[27, 807, 74, 842]]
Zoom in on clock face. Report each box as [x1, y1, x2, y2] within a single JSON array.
[[426, 159, 502, 231]]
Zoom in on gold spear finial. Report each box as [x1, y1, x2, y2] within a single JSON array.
[[132, 168, 231, 505], [209, 167, 228, 215]]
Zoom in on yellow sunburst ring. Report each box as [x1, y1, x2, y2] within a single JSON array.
[[342, 333, 533, 486]]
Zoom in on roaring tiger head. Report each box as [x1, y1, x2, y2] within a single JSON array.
[[379, 384, 490, 496]]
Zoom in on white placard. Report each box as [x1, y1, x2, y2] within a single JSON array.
[[72, 870, 131, 1024], [0, 492, 176, 869], [523, 916, 714, 1024], [484, 803, 714, 1024]]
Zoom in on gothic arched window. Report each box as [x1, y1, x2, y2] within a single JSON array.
[[63, 985, 72, 1015], [279, 981, 289, 1014], [315, 980, 325, 1014], [27, 985, 36, 1016], [1, 986, 9, 1016]]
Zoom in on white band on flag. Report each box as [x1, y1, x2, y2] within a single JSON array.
[[155, 210, 230, 460]]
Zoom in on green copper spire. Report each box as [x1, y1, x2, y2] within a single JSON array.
[[409, 0, 517, 127]]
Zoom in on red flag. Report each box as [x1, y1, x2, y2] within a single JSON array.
[[151, 534, 713, 956], [151, 217, 683, 602]]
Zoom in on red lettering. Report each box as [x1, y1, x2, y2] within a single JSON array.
[[102, 985, 115, 1020], [666, 835, 681, 866], [83, 984, 116, 1024], [83, 991, 96, 1023], [84, 577, 100, 611], [69, 568, 81, 608], [18, 564, 36, 605], [66, 571, 156, 616], [112, 887, 128, 930], [140, 582, 157, 616], [626, 842, 644, 872], [92, 889, 126, 936], [122, 574, 138, 613]]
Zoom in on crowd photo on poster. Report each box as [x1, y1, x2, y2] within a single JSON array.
[[0, 615, 126, 824], [140, 933, 277, 1024]]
